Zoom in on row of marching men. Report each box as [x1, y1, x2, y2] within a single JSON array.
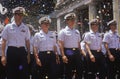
[[0, 6, 120, 79], [81, 19, 120, 79]]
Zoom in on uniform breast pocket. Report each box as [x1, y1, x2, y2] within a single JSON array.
[[49, 38, 54, 45], [40, 37, 45, 41], [98, 36, 102, 40], [90, 36, 95, 40], [8, 29, 16, 36], [110, 37, 115, 41], [9, 29, 16, 33], [116, 36, 119, 40], [49, 37, 54, 41], [90, 36, 96, 43], [20, 32, 26, 36], [65, 34, 72, 39]]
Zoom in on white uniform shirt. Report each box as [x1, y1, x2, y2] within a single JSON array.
[[58, 26, 81, 48], [84, 30, 102, 50], [33, 30, 56, 51], [1, 21, 30, 47], [103, 30, 119, 49]]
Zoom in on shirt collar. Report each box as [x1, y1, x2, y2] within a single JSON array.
[[90, 30, 98, 34], [11, 21, 24, 28], [65, 26, 75, 31], [40, 30, 49, 35], [109, 30, 117, 34]]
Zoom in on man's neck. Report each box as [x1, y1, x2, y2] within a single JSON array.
[[42, 29, 48, 34], [15, 20, 22, 26], [68, 25, 74, 29]]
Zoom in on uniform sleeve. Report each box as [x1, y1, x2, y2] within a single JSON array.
[[76, 30, 81, 42], [53, 32, 57, 46], [102, 33, 110, 43], [119, 42, 120, 48], [33, 33, 39, 47], [30, 37, 34, 46], [80, 42, 85, 50], [1, 25, 9, 40], [58, 29, 65, 41], [25, 27, 30, 40], [84, 33, 91, 44], [54, 36, 57, 46], [55, 43, 61, 55], [78, 35, 81, 42]]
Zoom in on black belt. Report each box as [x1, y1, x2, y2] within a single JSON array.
[[109, 48, 120, 50], [64, 48, 78, 51], [39, 51, 53, 54], [8, 46, 25, 49], [91, 50, 101, 53]]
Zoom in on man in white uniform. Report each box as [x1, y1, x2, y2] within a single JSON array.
[[58, 13, 83, 79], [84, 19, 106, 79], [33, 16, 58, 79], [103, 20, 120, 79], [1, 6, 30, 79]]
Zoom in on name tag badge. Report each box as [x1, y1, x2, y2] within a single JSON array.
[[47, 51, 51, 54], [49, 36, 54, 38], [21, 29, 26, 32]]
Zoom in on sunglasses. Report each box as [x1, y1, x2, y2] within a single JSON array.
[[15, 13, 24, 16]]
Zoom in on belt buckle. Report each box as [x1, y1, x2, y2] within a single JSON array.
[[17, 46, 20, 48], [72, 48, 76, 50], [47, 51, 51, 54], [97, 50, 100, 52]]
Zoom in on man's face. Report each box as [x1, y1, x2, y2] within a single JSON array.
[[14, 13, 24, 21], [91, 23, 99, 32], [110, 24, 117, 31], [41, 22, 50, 30], [66, 18, 75, 26]]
